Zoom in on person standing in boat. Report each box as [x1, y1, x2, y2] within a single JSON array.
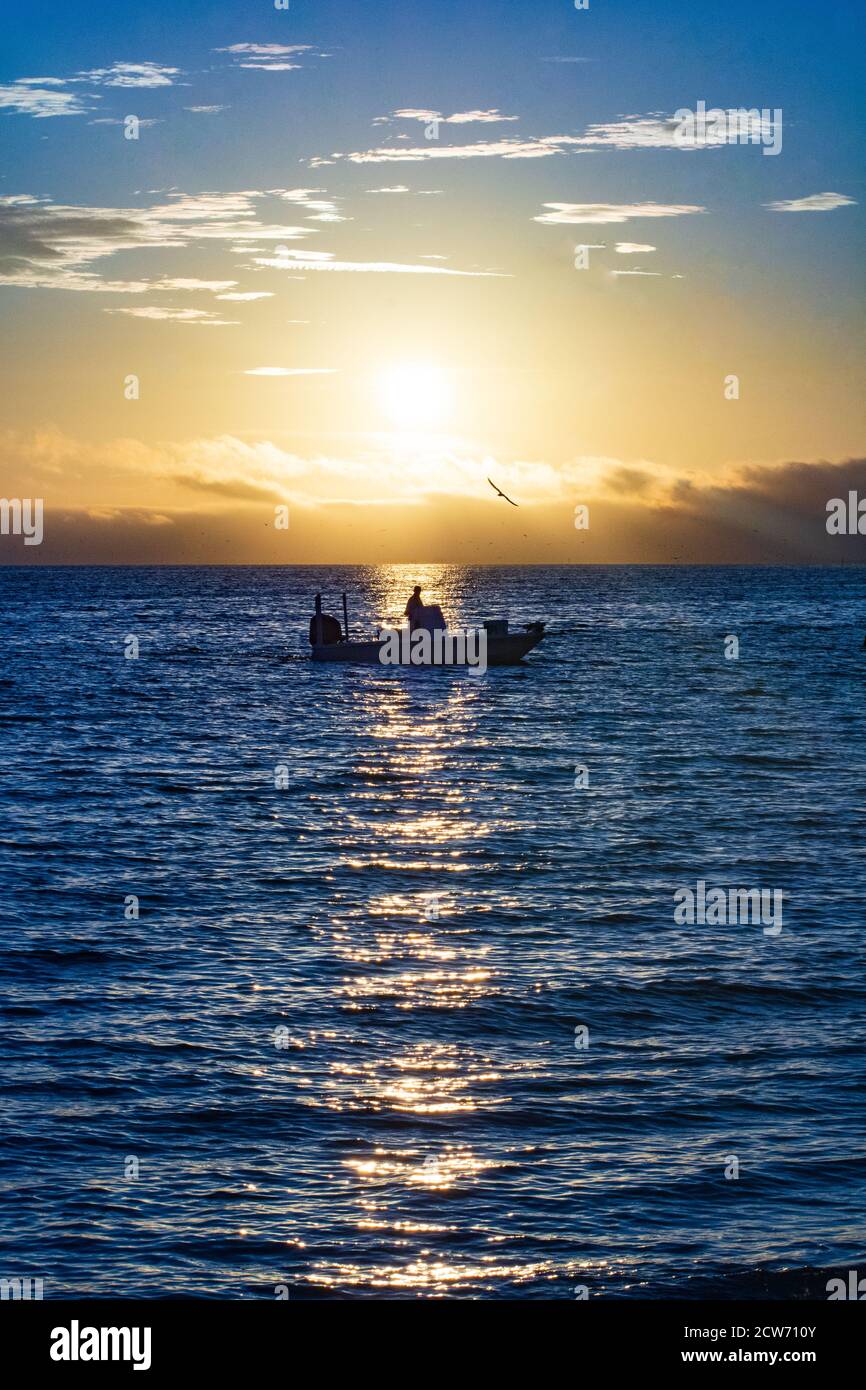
[[405, 585, 424, 631]]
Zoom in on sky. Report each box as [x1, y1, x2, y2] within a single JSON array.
[[1, 0, 865, 563]]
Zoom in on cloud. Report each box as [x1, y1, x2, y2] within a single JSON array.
[[215, 43, 324, 72], [366, 185, 443, 196], [105, 306, 239, 324], [575, 113, 730, 149], [6, 429, 866, 564], [581, 110, 785, 152], [217, 291, 273, 301], [216, 43, 311, 56], [535, 202, 705, 225], [0, 82, 90, 118], [271, 187, 347, 222], [313, 111, 769, 164], [160, 435, 335, 503], [388, 108, 519, 124], [764, 192, 857, 212], [615, 242, 657, 253], [153, 277, 237, 291], [89, 117, 160, 127], [75, 62, 180, 88], [254, 248, 506, 276], [185, 104, 228, 114], [244, 367, 337, 376], [1, 59, 182, 121], [0, 190, 313, 291], [328, 136, 561, 164]]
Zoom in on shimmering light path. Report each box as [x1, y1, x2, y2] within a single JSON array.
[[1, 565, 864, 1298]]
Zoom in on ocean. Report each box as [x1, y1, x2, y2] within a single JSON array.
[[1, 563, 864, 1299]]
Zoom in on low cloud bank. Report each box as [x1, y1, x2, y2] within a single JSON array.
[[2, 436, 865, 564]]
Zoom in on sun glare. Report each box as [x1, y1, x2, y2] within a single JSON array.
[[377, 364, 453, 430]]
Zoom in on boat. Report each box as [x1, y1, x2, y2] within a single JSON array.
[[308, 594, 546, 666]]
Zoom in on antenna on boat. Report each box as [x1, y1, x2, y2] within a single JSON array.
[[342, 592, 349, 643], [315, 593, 323, 646]]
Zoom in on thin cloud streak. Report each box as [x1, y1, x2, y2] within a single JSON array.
[[764, 192, 856, 212], [255, 250, 506, 276], [105, 306, 239, 324], [535, 202, 705, 225], [313, 112, 768, 164], [243, 367, 338, 376]]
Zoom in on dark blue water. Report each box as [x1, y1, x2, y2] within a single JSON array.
[[1, 565, 864, 1299]]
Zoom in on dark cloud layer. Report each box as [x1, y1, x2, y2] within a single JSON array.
[[2, 457, 865, 565]]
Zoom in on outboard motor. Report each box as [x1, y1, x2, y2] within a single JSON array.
[[309, 611, 343, 645]]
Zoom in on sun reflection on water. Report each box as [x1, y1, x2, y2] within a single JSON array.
[[315, 1042, 505, 1114], [294, 566, 544, 1294]]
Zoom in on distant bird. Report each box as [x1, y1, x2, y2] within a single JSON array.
[[488, 477, 518, 507]]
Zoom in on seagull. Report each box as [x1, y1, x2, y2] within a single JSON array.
[[487, 477, 518, 507]]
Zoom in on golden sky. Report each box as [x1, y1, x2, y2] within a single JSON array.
[[1, 3, 864, 562]]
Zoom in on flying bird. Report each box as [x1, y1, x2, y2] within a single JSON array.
[[487, 477, 519, 507]]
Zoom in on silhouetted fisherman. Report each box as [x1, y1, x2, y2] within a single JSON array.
[[405, 585, 424, 631]]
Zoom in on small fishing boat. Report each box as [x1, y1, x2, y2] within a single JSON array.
[[308, 594, 546, 666]]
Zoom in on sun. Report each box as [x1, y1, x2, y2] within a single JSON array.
[[376, 363, 453, 430]]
